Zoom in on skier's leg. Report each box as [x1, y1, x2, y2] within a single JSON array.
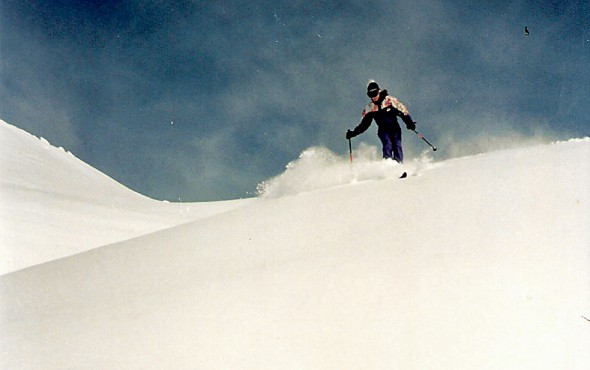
[[391, 129, 403, 163], [377, 130, 393, 159]]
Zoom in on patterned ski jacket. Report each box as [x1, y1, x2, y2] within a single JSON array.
[[349, 90, 412, 137]]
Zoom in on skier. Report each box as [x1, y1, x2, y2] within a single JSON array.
[[346, 81, 416, 163]]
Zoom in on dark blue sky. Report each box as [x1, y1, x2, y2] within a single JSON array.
[[1, 0, 589, 201]]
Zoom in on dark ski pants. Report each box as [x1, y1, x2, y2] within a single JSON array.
[[378, 128, 403, 163]]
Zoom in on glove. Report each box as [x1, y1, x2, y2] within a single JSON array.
[[346, 129, 354, 140], [402, 116, 416, 131]]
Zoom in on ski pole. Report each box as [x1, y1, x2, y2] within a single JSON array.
[[412, 129, 437, 151], [348, 138, 353, 163]]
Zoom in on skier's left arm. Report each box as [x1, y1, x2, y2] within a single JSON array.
[[388, 96, 416, 131]]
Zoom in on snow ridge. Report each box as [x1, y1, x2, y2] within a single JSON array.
[[0, 119, 251, 275]]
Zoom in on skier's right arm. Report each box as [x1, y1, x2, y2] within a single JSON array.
[[346, 112, 373, 139]]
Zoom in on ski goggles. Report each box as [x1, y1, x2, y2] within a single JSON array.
[[367, 88, 379, 98]]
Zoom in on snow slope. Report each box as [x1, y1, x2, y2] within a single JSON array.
[[1, 120, 589, 369], [0, 120, 252, 274]]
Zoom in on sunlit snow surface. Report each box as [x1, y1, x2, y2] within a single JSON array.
[[1, 119, 589, 369]]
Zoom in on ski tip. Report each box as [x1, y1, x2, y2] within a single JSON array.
[[399, 172, 408, 179]]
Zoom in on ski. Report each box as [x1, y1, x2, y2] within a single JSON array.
[[399, 172, 407, 179]]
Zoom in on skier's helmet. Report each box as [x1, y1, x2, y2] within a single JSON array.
[[367, 81, 380, 98]]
